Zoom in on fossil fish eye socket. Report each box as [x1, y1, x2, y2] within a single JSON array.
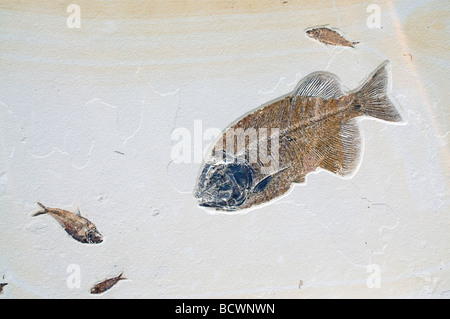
[[306, 29, 318, 37]]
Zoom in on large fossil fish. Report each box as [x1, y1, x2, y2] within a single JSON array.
[[33, 202, 103, 244], [195, 61, 402, 211]]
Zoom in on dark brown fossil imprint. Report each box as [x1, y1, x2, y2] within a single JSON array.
[[0, 283, 7, 294], [90, 272, 126, 294], [306, 27, 360, 48], [33, 202, 103, 244], [195, 61, 402, 211]]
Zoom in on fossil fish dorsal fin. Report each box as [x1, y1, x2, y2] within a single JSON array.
[[291, 73, 343, 104]]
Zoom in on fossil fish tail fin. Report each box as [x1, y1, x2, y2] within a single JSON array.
[[33, 202, 48, 216], [118, 272, 127, 280], [356, 61, 402, 123]]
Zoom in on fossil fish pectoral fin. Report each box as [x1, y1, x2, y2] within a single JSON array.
[[253, 174, 274, 194], [252, 166, 290, 194]]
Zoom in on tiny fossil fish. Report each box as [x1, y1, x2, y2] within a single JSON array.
[[0, 283, 7, 294], [33, 202, 103, 244], [90, 272, 126, 295], [195, 61, 402, 211], [306, 27, 359, 48]]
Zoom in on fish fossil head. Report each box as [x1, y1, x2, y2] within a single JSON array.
[[195, 160, 254, 211], [85, 228, 103, 244], [306, 28, 321, 39]]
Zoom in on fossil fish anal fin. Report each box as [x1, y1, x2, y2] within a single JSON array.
[[291, 72, 343, 104], [316, 118, 361, 176], [293, 176, 305, 184]]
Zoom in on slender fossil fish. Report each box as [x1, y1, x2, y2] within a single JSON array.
[[195, 61, 402, 211], [33, 202, 103, 244], [90, 272, 126, 294], [306, 27, 359, 48]]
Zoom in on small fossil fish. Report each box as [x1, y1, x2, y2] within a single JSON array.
[[0, 283, 7, 294], [33, 202, 103, 244], [195, 61, 402, 211], [90, 272, 126, 294], [306, 27, 359, 48]]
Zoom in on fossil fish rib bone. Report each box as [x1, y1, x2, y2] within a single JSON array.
[[195, 61, 402, 211]]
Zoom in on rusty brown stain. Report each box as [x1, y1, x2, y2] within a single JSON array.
[[33, 202, 103, 244], [195, 61, 402, 211], [306, 27, 359, 48], [90, 272, 126, 295], [403, 53, 413, 61]]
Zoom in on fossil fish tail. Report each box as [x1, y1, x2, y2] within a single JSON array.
[[117, 272, 126, 280], [32, 202, 48, 216], [355, 61, 402, 122]]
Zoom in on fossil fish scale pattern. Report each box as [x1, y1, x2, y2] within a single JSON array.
[[195, 61, 402, 211]]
